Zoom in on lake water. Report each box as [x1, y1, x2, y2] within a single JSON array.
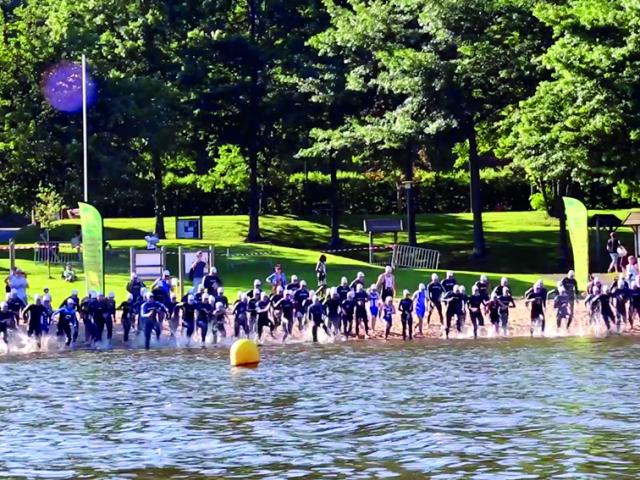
[[1, 337, 640, 479]]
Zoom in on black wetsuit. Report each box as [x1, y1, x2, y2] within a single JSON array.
[[324, 296, 342, 333], [341, 298, 355, 336], [23, 304, 47, 338], [256, 299, 273, 340], [468, 294, 484, 338], [56, 307, 79, 345], [233, 301, 250, 337], [427, 281, 444, 325], [399, 297, 413, 340], [309, 303, 329, 342], [354, 290, 369, 337], [196, 302, 213, 342]]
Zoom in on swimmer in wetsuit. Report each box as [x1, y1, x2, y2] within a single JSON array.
[[381, 297, 395, 340], [398, 290, 414, 341], [52, 299, 79, 346], [427, 274, 444, 326], [413, 283, 428, 337], [309, 296, 330, 342]]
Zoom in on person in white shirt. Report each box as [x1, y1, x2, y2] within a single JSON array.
[[144, 232, 160, 250]]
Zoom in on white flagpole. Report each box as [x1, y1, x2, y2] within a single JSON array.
[[82, 54, 89, 203]]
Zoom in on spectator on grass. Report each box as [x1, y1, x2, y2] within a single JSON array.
[[4, 266, 17, 294], [144, 232, 160, 251], [62, 263, 77, 282], [8, 268, 28, 304], [70, 228, 82, 252], [607, 232, 622, 273], [626, 255, 639, 284], [266, 264, 287, 293], [189, 251, 208, 287]]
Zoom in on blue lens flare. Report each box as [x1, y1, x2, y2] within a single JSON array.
[[41, 61, 97, 113]]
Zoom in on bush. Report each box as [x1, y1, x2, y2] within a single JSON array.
[[282, 167, 531, 215]]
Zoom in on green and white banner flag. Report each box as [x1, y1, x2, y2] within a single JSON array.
[[78, 202, 105, 295], [563, 197, 589, 287]]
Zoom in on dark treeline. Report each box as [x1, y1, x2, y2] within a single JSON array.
[[1, 0, 640, 253]]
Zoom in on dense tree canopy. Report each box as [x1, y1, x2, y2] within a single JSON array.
[[0, 0, 638, 254]]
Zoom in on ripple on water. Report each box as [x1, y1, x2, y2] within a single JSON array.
[[1, 338, 640, 478]]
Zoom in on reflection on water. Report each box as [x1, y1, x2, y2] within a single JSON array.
[[1, 337, 640, 479]]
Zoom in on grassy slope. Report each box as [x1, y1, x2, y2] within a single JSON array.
[[14, 209, 638, 272], [2, 209, 634, 302]]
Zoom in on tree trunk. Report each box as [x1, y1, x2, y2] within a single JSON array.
[[329, 153, 341, 248], [152, 151, 166, 239], [246, 0, 261, 242], [468, 123, 486, 257], [405, 149, 417, 246]]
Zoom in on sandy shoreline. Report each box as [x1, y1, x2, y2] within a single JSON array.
[[2, 302, 638, 357]]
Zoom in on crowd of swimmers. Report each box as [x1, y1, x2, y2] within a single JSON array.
[[0, 256, 639, 351]]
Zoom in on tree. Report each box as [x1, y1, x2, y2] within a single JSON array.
[[33, 185, 64, 278], [310, 0, 550, 254]]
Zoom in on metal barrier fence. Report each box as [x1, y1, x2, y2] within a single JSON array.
[[33, 242, 82, 265], [391, 244, 440, 270]]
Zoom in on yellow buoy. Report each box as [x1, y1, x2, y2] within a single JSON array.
[[230, 339, 260, 367]]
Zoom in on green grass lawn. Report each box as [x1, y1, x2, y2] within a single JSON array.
[[12, 209, 638, 273], [0, 242, 560, 304]]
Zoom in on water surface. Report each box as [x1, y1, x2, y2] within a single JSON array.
[[1, 337, 640, 479]]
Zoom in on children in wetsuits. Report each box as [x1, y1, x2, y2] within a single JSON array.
[[561, 270, 579, 324], [341, 291, 356, 337], [336, 277, 350, 302], [294, 282, 311, 331], [176, 295, 197, 342], [474, 275, 490, 302], [212, 302, 227, 343], [324, 289, 343, 336], [525, 283, 547, 336], [427, 274, 444, 325], [353, 284, 370, 338], [398, 290, 414, 341], [497, 285, 515, 335], [256, 292, 274, 341], [232, 294, 250, 338], [368, 285, 381, 332], [442, 272, 457, 294], [23, 295, 48, 346], [595, 287, 615, 331], [309, 297, 330, 342], [382, 298, 395, 339], [140, 295, 168, 349], [196, 295, 214, 345], [468, 285, 485, 339], [0, 302, 17, 345], [611, 280, 629, 332], [443, 286, 463, 339], [485, 293, 505, 334], [275, 291, 295, 339], [117, 294, 134, 343], [53, 300, 79, 346], [413, 284, 428, 336]]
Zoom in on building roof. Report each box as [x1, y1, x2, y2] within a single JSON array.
[[623, 212, 640, 227], [588, 214, 622, 228]]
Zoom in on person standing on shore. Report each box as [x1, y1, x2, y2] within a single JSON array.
[[427, 274, 444, 326], [315, 255, 327, 296], [413, 283, 428, 337], [189, 251, 208, 288], [377, 266, 396, 302], [607, 232, 622, 273]]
